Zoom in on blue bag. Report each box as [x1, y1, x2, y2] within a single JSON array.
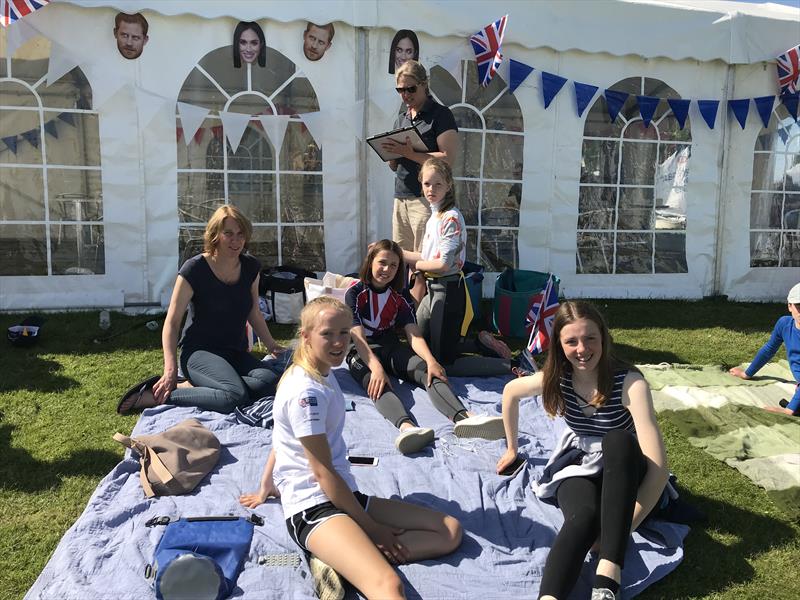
[[146, 515, 262, 600]]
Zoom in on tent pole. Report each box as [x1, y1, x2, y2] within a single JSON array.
[[711, 64, 735, 297], [356, 26, 369, 255]]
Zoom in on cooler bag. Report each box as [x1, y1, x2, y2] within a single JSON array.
[[493, 269, 559, 338], [259, 265, 316, 324]]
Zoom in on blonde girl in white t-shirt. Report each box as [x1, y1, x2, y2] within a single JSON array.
[[240, 297, 462, 600]]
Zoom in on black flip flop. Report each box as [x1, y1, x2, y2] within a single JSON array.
[[116, 375, 160, 415]]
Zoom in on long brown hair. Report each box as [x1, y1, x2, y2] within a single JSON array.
[[358, 239, 405, 291], [279, 296, 351, 388], [204, 204, 252, 255], [541, 300, 622, 417]]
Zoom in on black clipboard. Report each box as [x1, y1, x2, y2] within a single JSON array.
[[366, 124, 427, 162]]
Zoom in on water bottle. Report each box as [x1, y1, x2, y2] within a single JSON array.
[[99, 310, 111, 330]]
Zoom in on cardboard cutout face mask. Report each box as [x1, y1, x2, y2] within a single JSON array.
[[115, 20, 148, 60], [303, 24, 332, 61]]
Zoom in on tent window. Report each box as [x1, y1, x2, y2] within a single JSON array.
[[177, 46, 324, 269], [750, 103, 800, 268], [577, 77, 690, 274], [430, 62, 523, 271], [0, 38, 103, 276]]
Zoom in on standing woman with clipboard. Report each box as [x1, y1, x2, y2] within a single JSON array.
[[382, 61, 458, 253]]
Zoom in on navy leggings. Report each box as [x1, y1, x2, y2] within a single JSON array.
[[538, 429, 648, 599], [169, 347, 278, 413]]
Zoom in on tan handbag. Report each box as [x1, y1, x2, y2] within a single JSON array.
[[113, 418, 220, 498]]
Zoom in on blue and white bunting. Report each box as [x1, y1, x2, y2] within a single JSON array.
[[728, 99, 750, 129], [697, 100, 720, 130], [541, 72, 567, 109], [574, 82, 598, 118]]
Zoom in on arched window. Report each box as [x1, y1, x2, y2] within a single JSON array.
[[577, 77, 690, 274], [0, 37, 103, 276], [429, 61, 523, 271], [750, 103, 800, 267], [176, 46, 324, 269]]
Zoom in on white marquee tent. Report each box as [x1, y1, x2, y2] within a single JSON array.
[[0, 0, 798, 310]]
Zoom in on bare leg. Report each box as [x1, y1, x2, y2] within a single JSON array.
[[306, 515, 405, 600], [367, 497, 462, 561]]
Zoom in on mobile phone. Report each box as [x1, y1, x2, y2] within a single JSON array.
[[499, 455, 526, 477], [347, 455, 379, 466]]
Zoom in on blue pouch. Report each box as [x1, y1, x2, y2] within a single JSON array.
[[146, 515, 262, 600]]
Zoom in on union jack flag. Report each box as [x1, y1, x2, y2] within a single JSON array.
[[469, 14, 508, 87], [1, 0, 49, 27], [525, 274, 559, 355], [777, 44, 800, 96]]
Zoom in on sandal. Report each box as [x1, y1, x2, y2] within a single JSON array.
[[116, 375, 161, 415]]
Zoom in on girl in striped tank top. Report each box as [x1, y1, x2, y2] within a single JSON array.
[[495, 301, 668, 600]]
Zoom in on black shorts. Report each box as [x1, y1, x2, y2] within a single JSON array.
[[286, 491, 371, 553]]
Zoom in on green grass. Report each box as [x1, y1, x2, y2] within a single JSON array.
[[2, 301, 799, 600]]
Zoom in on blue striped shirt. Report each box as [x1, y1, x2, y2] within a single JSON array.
[[561, 369, 635, 437]]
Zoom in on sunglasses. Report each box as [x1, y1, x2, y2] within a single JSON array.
[[395, 85, 418, 95]]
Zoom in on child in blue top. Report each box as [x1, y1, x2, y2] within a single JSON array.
[[729, 282, 800, 416]]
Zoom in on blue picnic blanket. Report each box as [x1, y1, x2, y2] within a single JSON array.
[[25, 368, 688, 599]]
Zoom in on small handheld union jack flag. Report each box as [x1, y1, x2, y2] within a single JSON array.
[[1, 0, 49, 27], [526, 274, 559, 355], [469, 14, 508, 87], [777, 44, 800, 96]]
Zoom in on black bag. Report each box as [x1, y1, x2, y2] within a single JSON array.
[[259, 265, 317, 324]]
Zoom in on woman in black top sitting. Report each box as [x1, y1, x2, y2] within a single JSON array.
[[118, 204, 284, 414]]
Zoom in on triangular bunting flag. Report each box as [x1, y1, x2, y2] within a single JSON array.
[[135, 88, 170, 129], [369, 88, 402, 130], [508, 59, 534, 94], [781, 92, 799, 121], [7, 18, 38, 57], [57, 112, 75, 126], [697, 100, 720, 129], [667, 98, 691, 130], [541, 72, 567, 109], [89, 74, 127, 110], [177, 102, 211, 146], [636, 95, 659, 128], [2, 136, 18, 155], [728, 99, 750, 129], [257, 114, 291, 153], [211, 125, 223, 140], [218, 111, 253, 153], [300, 111, 327, 148], [437, 44, 470, 84], [43, 120, 58, 139], [21, 129, 40, 149], [604, 89, 629, 122], [574, 82, 598, 118], [46, 39, 81, 87], [753, 96, 775, 129]]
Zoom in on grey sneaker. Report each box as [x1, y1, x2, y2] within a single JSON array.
[[309, 555, 345, 600], [395, 427, 435, 454], [590, 588, 619, 600], [453, 415, 505, 440]]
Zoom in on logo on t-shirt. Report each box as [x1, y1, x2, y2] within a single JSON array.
[[298, 396, 318, 408]]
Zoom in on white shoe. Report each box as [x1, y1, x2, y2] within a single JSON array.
[[394, 427, 435, 454], [309, 555, 345, 600], [453, 415, 505, 440]]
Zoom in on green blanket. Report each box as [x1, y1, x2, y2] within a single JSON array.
[[641, 362, 800, 520]]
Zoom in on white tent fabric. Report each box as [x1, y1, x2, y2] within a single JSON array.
[[58, 0, 800, 65], [0, 1, 798, 310]]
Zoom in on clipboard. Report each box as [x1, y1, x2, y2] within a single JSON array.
[[366, 124, 427, 162]]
